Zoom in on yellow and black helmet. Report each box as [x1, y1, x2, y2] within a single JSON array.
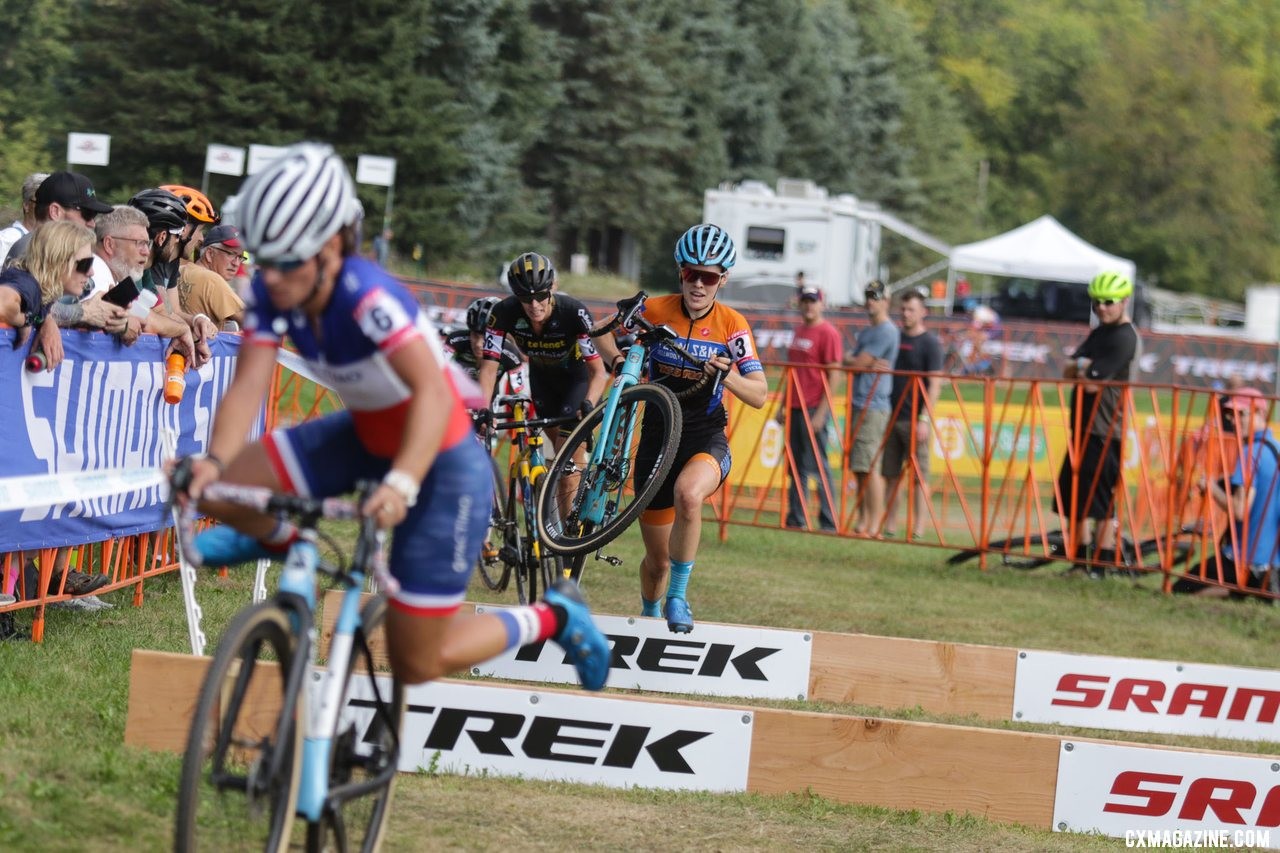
[[506, 252, 556, 300]]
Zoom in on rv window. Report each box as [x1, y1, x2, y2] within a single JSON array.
[[745, 226, 785, 261]]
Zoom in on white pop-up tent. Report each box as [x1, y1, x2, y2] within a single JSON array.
[[945, 214, 1136, 313]]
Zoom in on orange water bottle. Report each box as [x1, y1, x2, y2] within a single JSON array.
[[163, 353, 186, 404]]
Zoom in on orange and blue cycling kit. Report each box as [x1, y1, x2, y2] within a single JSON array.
[[638, 294, 763, 436]]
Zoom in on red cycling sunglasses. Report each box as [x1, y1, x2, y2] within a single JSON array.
[[679, 267, 724, 288]]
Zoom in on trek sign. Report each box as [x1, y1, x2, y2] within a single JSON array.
[[471, 607, 813, 700], [344, 678, 753, 792], [1015, 650, 1280, 741]]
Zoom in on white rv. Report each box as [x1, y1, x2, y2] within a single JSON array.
[[702, 178, 952, 307], [701, 178, 882, 307]]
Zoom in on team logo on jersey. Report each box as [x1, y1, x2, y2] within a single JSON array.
[[700, 327, 711, 337]]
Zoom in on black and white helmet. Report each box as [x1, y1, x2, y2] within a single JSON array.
[[237, 142, 356, 264]]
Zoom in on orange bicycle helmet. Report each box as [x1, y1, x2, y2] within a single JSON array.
[[160, 184, 218, 224]]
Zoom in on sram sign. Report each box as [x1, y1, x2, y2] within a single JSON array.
[[472, 608, 812, 700], [340, 677, 753, 792], [1014, 649, 1280, 741], [1054, 741, 1280, 847]]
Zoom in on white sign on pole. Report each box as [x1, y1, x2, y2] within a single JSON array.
[[355, 155, 396, 187], [246, 144, 288, 176], [67, 133, 111, 167], [204, 144, 246, 177]]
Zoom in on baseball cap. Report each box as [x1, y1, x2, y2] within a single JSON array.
[[1227, 387, 1269, 414], [798, 286, 823, 302], [202, 224, 242, 250], [864, 280, 886, 301], [34, 171, 112, 215]]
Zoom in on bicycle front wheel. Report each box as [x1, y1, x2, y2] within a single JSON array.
[[538, 383, 681, 556], [175, 602, 303, 853], [306, 593, 405, 853]]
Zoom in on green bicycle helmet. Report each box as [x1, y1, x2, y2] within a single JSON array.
[[1088, 271, 1133, 301]]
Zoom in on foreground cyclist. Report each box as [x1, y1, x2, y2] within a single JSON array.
[[636, 224, 767, 632], [176, 143, 609, 691]]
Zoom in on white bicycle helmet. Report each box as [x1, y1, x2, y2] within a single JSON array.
[[237, 142, 356, 263]]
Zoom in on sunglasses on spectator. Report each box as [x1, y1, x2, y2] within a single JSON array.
[[68, 206, 97, 224], [516, 290, 553, 304], [207, 245, 240, 260], [864, 291, 884, 301], [1091, 298, 1119, 307], [73, 256, 94, 274], [679, 267, 724, 287], [258, 258, 307, 273]]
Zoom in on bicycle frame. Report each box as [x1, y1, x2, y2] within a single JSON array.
[[493, 396, 565, 589], [174, 483, 394, 827], [576, 340, 650, 525]]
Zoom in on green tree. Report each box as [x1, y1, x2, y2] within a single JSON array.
[[1056, 9, 1277, 296], [0, 0, 73, 209]]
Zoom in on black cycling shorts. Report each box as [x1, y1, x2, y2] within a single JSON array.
[[529, 367, 589, 421], [635, 428, 731, 513]]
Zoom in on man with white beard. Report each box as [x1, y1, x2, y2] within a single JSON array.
[[89, 204, 191, 347]]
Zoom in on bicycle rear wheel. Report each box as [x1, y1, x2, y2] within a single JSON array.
[[175, 602, 303, 853], [475, 455, 511, 592], [538, 383, 681, 556], [306, 593, 405, 853]]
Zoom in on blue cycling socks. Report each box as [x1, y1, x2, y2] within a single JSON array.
[[641, 597, 662, 617], [666, 560, 693, 601]]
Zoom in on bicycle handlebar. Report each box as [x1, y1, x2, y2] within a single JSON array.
[[588, 291, 720, 401], [492, 414, 577, 433]]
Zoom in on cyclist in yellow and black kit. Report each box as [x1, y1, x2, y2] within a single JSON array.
[[476, 253, 610, 444], [635, 224, 767, 633]]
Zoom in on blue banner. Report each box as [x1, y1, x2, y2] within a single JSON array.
[[0, 328, 253, 551]]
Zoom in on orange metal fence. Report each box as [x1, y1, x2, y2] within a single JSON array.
[[722, 361, 1280, 601], [7, 346, 1277, 643]]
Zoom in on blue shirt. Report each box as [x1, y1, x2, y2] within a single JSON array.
[[851, 319, 899, 410], [1224, 428, 1280, 570]]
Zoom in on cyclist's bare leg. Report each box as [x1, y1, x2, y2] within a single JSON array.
[[385, 609, 510, 685], [197, 441, 283, 540], [666, 459, 722, 562], [547, 426, 583, 521], [638, 519, 674, 602]]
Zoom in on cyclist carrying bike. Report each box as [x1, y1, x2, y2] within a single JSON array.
[[635, 224, 767, 632], [444, 295, 523, 387], [475, 253, 612, 438], [175, 143, 609, 691]]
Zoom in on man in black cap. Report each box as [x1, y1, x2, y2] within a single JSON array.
[[2, 171, 113, 268]]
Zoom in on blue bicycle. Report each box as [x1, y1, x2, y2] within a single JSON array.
[[170, 471, 403, 853], [536, 291, 713, 560]]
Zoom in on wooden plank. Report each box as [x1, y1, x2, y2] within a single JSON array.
[[124, 649, 208, 752], [808, 631, 1017, 718], [747, 708, 1059, 827]]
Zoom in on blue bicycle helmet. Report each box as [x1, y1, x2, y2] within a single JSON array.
[[674, 223, 736, 270]]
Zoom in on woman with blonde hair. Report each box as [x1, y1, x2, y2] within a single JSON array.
[[0, 220, 127, 370]]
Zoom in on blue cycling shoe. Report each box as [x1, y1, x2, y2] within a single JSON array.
[[544, 581, 610, 691], [664, 596, 694, 634], [193, 526, 277, 567]]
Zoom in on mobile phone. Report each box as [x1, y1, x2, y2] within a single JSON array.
[[101, 276, 140, 308]]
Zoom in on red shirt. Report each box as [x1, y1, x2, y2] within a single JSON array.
[[785, 320, 842, 409]]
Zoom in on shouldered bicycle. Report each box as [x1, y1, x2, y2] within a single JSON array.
[[474, 395, 575, 603], [535, 291, 715, 569], [169, 466, 404, 853]]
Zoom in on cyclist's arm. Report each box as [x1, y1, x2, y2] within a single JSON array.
[[385, 336, 450, 482], [719, 360, 768, 409], [476, 357, 499, 409], [594, 330, 622, 371]]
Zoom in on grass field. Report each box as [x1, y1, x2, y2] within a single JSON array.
[[2, 522, 1277, 851]]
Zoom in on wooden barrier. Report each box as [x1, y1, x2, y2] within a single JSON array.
[[124, 648, 1060, 827], [318, 592, 1018, 718]]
